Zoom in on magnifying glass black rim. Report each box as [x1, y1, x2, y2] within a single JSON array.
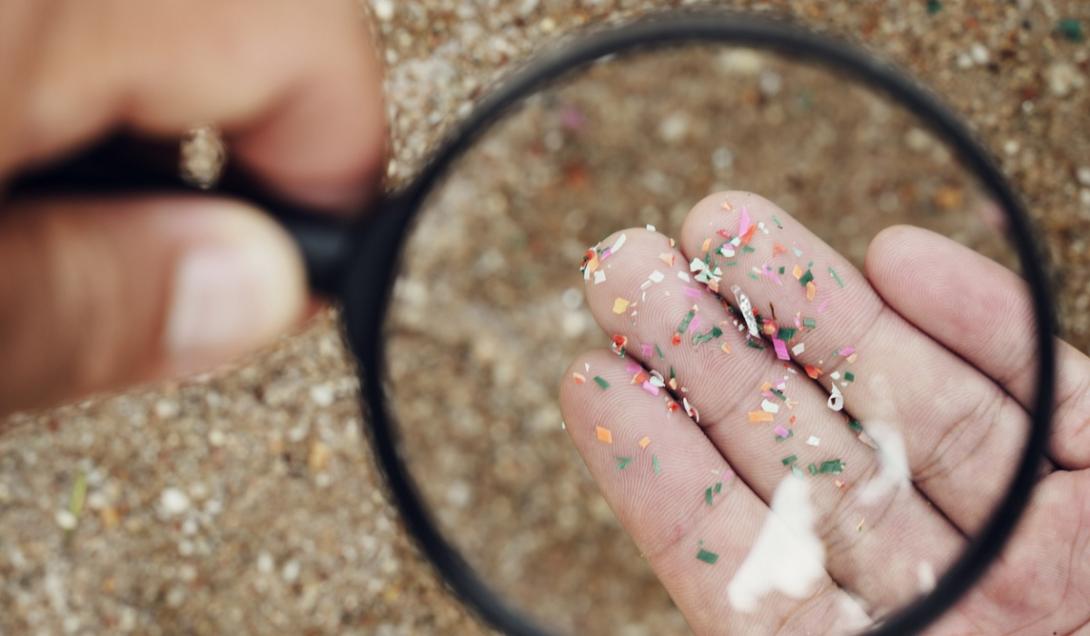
[[341, 10, 1056, 636]]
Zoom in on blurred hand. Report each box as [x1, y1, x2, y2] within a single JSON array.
[[0, 0, 385, 415], [562, 191, 1090, 634]]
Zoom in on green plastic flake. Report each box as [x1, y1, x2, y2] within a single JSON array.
[[807, 463, 818, 476], [593, 376, 610, 390], [927, 0, 942, 14], [777, 327, 797, 341], [652, 454, 662, 475], [696, 548, 719, 565], [745, 338, 766, 350], [844, 371, 855, 382], [669, 366, 676, 381], [817, 459, 844, 474], [1057, 18, 1085, 42], [799, 269, 814, 286], [849, 420, 863, 433], [705, 487, 714, 506], [778, 266, 786, 275], [829, 266, 845, 288], [782, 454, 798, 466], [747, 271, 760, 281], [616, 456, 633, 470], [692, 326, 723, 345], [677, 309, 696, 334], [772, 215, 784, 229], [803, 317, 817, 329], [742, 245, 756, 254], [655, 344, 665, 359], [770, 388, 786, 401], [68, 472, 88, 519]]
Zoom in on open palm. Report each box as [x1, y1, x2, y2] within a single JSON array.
[[560, 191, 1090, 634]]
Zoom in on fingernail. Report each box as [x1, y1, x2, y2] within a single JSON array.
[[165, 242, 301, 372]]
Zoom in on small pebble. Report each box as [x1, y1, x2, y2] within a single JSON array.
[[55, 509, 78, 530], [159, 488, 190, 518], [372, 0, 394, 21], [309, 384, 335, 407]]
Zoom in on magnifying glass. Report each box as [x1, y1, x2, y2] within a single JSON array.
[[10, 11, 1055, 635]]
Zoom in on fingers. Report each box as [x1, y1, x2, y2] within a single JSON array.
[[579, 228, 963, 615], [678, 192, 1029, 534], [0, 195, 305, 414], [559, 350, 867, 634], [2, 0, 385, 210], [866, 225, 1090, 468]]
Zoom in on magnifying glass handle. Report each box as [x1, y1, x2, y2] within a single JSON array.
[[3, 132, 355, 296]]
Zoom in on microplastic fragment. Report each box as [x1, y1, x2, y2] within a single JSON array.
[[705, 487, 714, 506], [641, 381, 660, 396], [677, 271, 691, 282], [616, 456, 633, 470], [572, 372, 586, 384], [844, 372, 855, 382], [610, 233, 627, 254], [730, 285, 760, 338], [593, 270, 607, 285], [715, 481, 723, 494], [761, 399, 780, 414], [827, 384, 844, 411], [652, 454, 662, 474], [782, 454, 798, 466], [803, 317, 817, 329], [849, 420, 863, 433], [649, 270, 665, 283], [817, 459, 844, 474], [738, 209, 752, 236], [792, 265, 803, 280], [595, 426, 613, 444], [639, 436, 651, 449], [612, 298, 630, 314], [792, 343, 806, 356], [772, 215, 784, 229], [693, 326, 723, 345], [806, 436, 821, 447], [748, 411, 774, 423], [799, 269, 814, 286], [593, 376, 610, 390], [677, 309, 696, 334], [774, 425, 792, 441], [646, 224, 657, 232], [777, 327, 797, 341], [696, 548, 719, 565], [804, 364, 822, 379], [773, 338, 790, 361], [805, 281, 817, 301], [655, 344, 665, 359], [660, 253, 676, 266], [829, 266, 845, 288], [839, 346, 856, 357]]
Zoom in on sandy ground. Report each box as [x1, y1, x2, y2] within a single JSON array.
[[2, 1, 1088, 634]]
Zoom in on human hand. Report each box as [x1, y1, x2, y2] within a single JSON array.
[[0, 0, 385, 415], [561, 191, 1090, 634]]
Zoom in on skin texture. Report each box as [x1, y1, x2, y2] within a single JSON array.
[[0, 0, 386, 414], [560, 191, 1090, 635]]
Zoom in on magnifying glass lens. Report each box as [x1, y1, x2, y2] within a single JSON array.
[[382, 43, 1033, 634]]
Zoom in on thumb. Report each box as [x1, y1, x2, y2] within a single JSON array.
[[0, 195, 306, 414]]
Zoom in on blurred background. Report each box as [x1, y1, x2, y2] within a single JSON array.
[[2, 1, 1088, 634]]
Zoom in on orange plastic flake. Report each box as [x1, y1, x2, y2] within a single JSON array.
[[613, 297, 631, 314], [666, 400, 680, 412], [595, 426, 613, 444], [701, 238, 712, 254], [659, 252, 676, 267], [572, 372, 586, 384], [632, 372, 649, 385], [671, 333, 682, 346], [748, 411, 774, 423], [721, 342, 732, 354], [739, 224, 758, 246], [792, 264, 803, 280], [806, 281, 817, 301], [772, 243, 787, 257], [721, 200, 734, 211], [804, 364, 823, 379], [638, 436, 651, 449]]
